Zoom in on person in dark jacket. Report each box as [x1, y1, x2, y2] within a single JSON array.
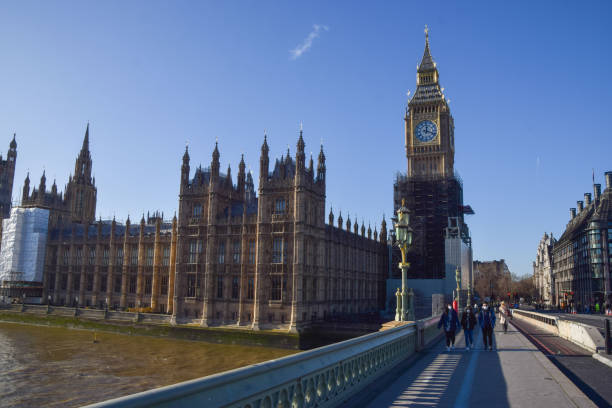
[[478, 301, 496, 350], [438, 303, 461, 351], [461, 305, 477, 351]]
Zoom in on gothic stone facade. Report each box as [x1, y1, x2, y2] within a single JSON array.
[[393, 30, 470, 280], [40, 126, 388, 331], [533, 233, 556, 305], [0, 134, 17, 220]]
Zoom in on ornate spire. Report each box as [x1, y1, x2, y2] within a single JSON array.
[[211, 141, 220, 180], [260, 133, 270, 186], [10, 133, 16, 149], [261, 133, 269, 156], [328, 206, 334, 225], [297, 124, 305, 153], [226, 163, 232, 187], [337, 210, 343, 229], [380, 215, 388, 243], [239, 153, 246, 173], [238, 154, 246, 192], [183, 144, 190, 164], [317, 144, 326, 182], [418, 25, 436, 73], [212, 141, 220, 163]]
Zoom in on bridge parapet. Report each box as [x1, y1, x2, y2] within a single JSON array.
[[512, 309, 558, 327], [86, 315, 441, 408], [512, 310, 605, 353]]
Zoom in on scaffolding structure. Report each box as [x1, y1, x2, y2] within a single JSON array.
[[0, 207, 50, 288]]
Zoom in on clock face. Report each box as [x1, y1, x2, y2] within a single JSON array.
[[415, 120, 438, 142]]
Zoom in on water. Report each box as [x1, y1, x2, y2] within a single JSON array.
[[0, 322, 298, 407]]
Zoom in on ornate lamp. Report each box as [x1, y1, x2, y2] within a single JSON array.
[[394, 199, 414, 321]]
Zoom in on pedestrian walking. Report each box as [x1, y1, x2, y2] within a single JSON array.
[[596, 302, 600, 314], [499, 301, 510, 333], [478, 301, 496, 350], [438, 303, 460, 352], [461, 305, 477, 351]]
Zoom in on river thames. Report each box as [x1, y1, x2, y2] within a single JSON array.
[[0, 322, 298, 407]]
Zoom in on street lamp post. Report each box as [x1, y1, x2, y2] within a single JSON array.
[[394, 199, 414, 322], [455, 266, 461, 306]]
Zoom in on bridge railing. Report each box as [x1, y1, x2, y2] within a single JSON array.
[[85, 314, 441, 408], [512, 309, 558, 327]]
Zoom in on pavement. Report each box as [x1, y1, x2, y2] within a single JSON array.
[[511, 316, 612, 407], [529, 309, 611, 334], [353, 325, 598, 408]]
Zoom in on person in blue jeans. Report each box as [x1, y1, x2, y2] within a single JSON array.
[[438, 303, 461, 351], [461, 305, 477, 351], [478, 301, 496, 350]]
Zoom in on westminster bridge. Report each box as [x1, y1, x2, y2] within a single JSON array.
[[82, 310, 612, 408]]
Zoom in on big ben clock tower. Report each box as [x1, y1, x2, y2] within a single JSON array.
[[405, 26, 454, 178], [393, 27, 471, 282]]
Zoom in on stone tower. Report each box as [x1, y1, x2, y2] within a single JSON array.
[[0, 134, 17, 218], [65, 123, 97, 224], [394, 27, 469, 280], [405, 26, 454, 178]]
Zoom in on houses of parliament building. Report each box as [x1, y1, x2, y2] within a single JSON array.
[[10, 124, 388, 331], [1, 29, 469, 330]]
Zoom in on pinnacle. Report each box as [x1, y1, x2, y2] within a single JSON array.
[[418, 25, 436, 73]]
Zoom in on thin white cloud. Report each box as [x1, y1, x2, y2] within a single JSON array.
[[290, 24, 329, 60]]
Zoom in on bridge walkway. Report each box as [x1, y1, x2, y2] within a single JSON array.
[[352, 324, 596, 408]]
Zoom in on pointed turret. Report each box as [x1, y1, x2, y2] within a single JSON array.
[[380, 216, 387, 243], [226, 164, 233, 188], [51, 179, 57, 195], [245, 170, 255, 202], [82, 123, 90, 152], [328, 206, 334, 226], [317, 144, 326, 183], [10, 133, 16, 150], [418, 25, 436, 74], [346, 213, 351, 232], [182, 144, 190, 165], [22, 172, 30, 202], [73, 123, 93, 182], [259, 134, 269, 187], [211, 142, 220, 182], [367, 224, 372, 240], [39, 170, 46, 192], [361, 221, 365, 237], [337, 211, 343, 229], [308, 154, 314, 174], [296, 125, 305, 170], [238, 154, 246, 193], [374, 227, 378, 241]]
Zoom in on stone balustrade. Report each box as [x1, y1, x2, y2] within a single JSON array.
[[85, 314, 441, 408]]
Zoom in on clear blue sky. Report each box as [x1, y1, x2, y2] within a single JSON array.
[[1, 1, 611, 277]]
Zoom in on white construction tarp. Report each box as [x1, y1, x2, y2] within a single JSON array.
[[0, 207, 49, 283]]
